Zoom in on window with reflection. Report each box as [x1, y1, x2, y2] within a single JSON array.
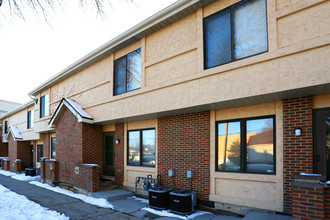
[[204, 0, 268, 69], [40, 94, 49, 118], [128, 128, 155, 167], [216, 116, 275, 174], [114, 48, 141, 95], [27, 110, 34, 129], [51, 137, 56, 159]]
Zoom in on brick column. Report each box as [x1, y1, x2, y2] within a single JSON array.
[[283, 97, 313, 213], [158, 111, 210, 200], [291, 175, 327, 219], [40, 157, 48, 182], [74, 164, 101, 192], [13, 159, 22, 173], [3, 159, 9, 171], [114, 123, 124, 185]]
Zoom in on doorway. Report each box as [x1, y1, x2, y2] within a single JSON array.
[[103, 132, 114, 177], [30, 145, 34, 167], [314, 108, 330, 180]]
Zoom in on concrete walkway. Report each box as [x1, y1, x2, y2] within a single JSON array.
[[0, 174, 291, 220]]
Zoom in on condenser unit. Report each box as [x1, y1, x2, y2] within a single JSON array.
[[148, 186, 171, 210], [170, 190, 196, 215]]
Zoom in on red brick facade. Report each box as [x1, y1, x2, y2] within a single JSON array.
[[114, 123, 124, 185], [42, 134, 50, 159], [283, 97, 313, 213], [41, 159, 59, 182], [8, 134, 31, 171], [54, 107, 102, 192], [158, 112, 210, 200], [0, 127, 8, 157]]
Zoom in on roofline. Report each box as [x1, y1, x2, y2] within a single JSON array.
[[28, 0, 215, 97], [0, 99, 34, 119]]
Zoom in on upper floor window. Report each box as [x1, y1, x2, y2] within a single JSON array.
[[40, 94, 49, 118], [27, 110, 34, 129], [216, 116, 275, 174], [204, 0, 268, 69], [114, 48, 141, 96], [4, 120, 8, 134], [128, 128, 156, 167]]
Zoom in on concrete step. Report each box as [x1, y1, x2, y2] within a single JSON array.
[[92, 189, 134, 202]]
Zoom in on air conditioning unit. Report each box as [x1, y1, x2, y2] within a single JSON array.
[[170, 190, 196, 215], [148, 186, 171, 210]]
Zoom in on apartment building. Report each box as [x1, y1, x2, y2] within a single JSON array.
[[1, 0, 329, 218]]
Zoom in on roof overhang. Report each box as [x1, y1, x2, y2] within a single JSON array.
[[49, 98, 94, 128], [4, 126, 23, 142], [0, 100, 34, 120]]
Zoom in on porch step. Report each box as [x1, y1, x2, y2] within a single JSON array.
[[92, 189, 134, 202]]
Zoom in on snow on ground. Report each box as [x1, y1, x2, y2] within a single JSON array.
[[11, 173, 41, 182], [0, 169, 16, 176], [30, 181, 113, 209], [129, 196, 149, 204], [0, 184, 68, 220], [142, 207, 211, 220]]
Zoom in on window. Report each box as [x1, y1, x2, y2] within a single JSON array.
[[216, 116, 275, 174], [114, 48, 141, 95], [27, 110, 34, 129], [40, 94, 49, 118], [37, 144, 43, 162], [51, 137, 56, 159], [204, 0, 268, 69], [127, 128, 155, 167], [4, 120, 8, 134]]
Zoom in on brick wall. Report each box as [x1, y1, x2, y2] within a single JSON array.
[[55, 107, 102, 192], [325, 187, 330, 219], [283, 97, 313, 213], [41, 160, 59, 182], [43, 134, 50, 158], [292, 185, 325, 219], [158, 111, 210, 200], [74, 164, 101, 192], [114, 123, 124, 185], [82, 123, 103, 166], [8, 135, 31, 171], [0, 127, 8, 157]]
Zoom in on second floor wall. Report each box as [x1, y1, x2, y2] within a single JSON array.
[[28, 0, 329, 132]]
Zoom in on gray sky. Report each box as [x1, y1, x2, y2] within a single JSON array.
[[0, 0, 177, 104]]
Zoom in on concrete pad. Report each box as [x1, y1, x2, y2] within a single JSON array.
[[243, 211, 292, 220], [212, 215, 242, 220], [111, 198, 148, 214], [131, 210, 161, 219], [92, 189, 134, 202]]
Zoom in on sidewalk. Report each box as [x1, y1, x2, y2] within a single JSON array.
[[0, 174, 292, 220]]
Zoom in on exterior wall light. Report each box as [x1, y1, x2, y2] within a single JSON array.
[[116, 139, 120, 144], [295, 128, 302, 136]]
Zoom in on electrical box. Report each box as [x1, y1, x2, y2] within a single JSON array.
[[187, 170, 193, 178], [168, 169, 174, 177]]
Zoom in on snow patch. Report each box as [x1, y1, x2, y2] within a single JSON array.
[[0, 184, 68, 220], [129, 196, 149, 204], [142, 207, 211, 219], [300, 173, 322, 176], [0, 169, 16, 176], [30, 181, 113, 209], [11, 173, 41, 182]]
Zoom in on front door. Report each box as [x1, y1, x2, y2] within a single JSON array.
[[314, 108, 330, 180], [103, 133, 114, 176]]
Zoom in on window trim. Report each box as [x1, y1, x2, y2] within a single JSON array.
[[203, 0, 269, 69], [127, 127, 156, 167], [113, 48, 142, 96], [215, 115, 276, 175]]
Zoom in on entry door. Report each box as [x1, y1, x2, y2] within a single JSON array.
[[314, 108, 330, 180], [103, 133, 114, 176]]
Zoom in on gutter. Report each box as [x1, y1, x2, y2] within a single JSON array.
[[28, 0, 214, 97], [0, 99, 34, 119]]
